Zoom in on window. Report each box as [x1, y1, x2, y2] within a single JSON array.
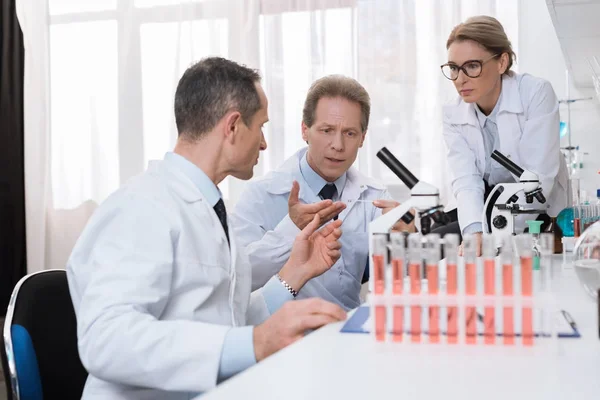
[[50, 21, 119, 209], [47, 0, 517, 208]]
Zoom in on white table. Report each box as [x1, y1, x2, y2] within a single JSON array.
[[201, 256, 600, 400]]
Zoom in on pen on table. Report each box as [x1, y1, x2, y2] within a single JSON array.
[[561, 309, 578, 332]]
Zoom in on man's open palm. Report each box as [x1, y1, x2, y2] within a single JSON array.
[[288, 215, 343, 279]]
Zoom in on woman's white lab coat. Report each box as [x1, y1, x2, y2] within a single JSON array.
[[443, 72, 568, 233], [67, 159, 271, 399]]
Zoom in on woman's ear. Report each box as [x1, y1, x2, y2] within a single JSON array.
[[498, 52, 509, 75]]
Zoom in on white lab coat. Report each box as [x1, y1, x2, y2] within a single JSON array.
[[232, 148, 390, 310], [67, 159, 271, 400], [443, 72, 568, 233]]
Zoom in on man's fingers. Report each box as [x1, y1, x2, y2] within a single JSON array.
[[326, 240, 342, 250], [297, 298, 347, 321], [321, 209, 344, 223], [373, 199, 399, 209], [288, 180, 300, 207], [289, 181, 334, 211], [294, 314, 343, 333], [325, 227, 343, 241], [327, 249, 341, 260], [317, 202, 345, 221], [316, 219, 342, 238], [301, 200, 334, 214], [298, 214, 320, 240]]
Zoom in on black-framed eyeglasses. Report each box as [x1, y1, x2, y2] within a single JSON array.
[[440, 54, 500, 80]]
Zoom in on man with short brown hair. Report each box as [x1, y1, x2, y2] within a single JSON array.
[[232, 74, 412, 310]]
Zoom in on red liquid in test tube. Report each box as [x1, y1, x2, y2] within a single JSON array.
[[444, 234, 460, 344], [521, 255, 534, 346], [447, 263, 458, 344], [392, 257, 404, 342], [482, 234, 496, 345], [373, 253, 386, 342], [409, 262, 421, 342], [427, 263, 440, 343], [463, 234, 477, 345], [502, 262, 514, 345], [484, 259, 496, 344], [465, 261, 477, 344], [425, 234, 441, 344]]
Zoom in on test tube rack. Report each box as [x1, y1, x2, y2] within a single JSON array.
[[368, 232, 558, 346]]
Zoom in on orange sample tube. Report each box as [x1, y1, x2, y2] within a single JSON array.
[[408, 233, 422, 343], [482, 235, 496, 345], [425, 234, 441, 343], [516, 234, 534, 346], [444, 234, 459, 344], [463, 234, 477, 345], [501, 236, 514, 345], [390, 232, 405, 342], [373, 234, 387, 342]]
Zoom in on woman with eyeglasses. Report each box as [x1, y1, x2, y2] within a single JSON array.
[[436, 15, 568, 255]]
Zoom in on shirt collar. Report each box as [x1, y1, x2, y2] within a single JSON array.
[[300, 151, 347, 196], [164, 152, 222, 207], [475, 86, 502, 128]]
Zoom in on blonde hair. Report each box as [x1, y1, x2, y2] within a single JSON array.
[[302, 75, 370, 132], [446, 15, 516, 74]]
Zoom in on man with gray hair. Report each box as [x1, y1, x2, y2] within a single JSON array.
[[67, 58, 346, 399], [232, 75, 414, 310]]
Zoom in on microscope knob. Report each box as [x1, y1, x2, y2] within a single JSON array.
[[508, 194, 519, 203], [493, 215, 507, 229]]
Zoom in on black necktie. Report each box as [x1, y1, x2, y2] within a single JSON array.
[[213, 198, 230, 244], [319, 184, 338, 221]]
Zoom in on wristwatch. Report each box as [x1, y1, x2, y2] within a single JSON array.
[[276, 274, 298, 298]]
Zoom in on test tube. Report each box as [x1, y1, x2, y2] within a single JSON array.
[[574, 206, 581, 237], [539, 233, 554, 337], [390, 232, 405, 342], [516, 234, 534, 346], [463, 234, 477, 344], [408, 233, 422, 343], [501, 235, 515, 345], [483, 235, 496, 344], [539, 233, 554, 290], [372, 234, 387, 342], [444, 234, 459, 344], [425, 234, 441, 343]]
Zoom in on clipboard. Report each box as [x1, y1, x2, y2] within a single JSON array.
[[340, 306, 581, 338]]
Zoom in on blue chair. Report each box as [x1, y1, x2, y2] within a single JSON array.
[[1, 270, 87, 400]]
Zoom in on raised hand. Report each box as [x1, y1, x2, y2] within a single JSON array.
[[278, 214, 343, 292], [288, 181, 345, 230]]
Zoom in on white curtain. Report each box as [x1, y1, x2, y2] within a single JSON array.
[[17, 0, 518, 273]]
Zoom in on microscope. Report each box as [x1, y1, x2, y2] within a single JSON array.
[[482, 150, 549, 238], [369, 147, 449, 247]]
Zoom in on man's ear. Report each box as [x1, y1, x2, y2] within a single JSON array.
[[301, 121, 309, 144], [359, 130, 367, 148], [224, 111, 242, 143]]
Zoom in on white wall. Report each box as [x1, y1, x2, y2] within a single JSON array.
[[519, 0, 600, 201]]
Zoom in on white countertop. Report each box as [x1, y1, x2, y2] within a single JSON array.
[[200, 256, 600, 400]]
